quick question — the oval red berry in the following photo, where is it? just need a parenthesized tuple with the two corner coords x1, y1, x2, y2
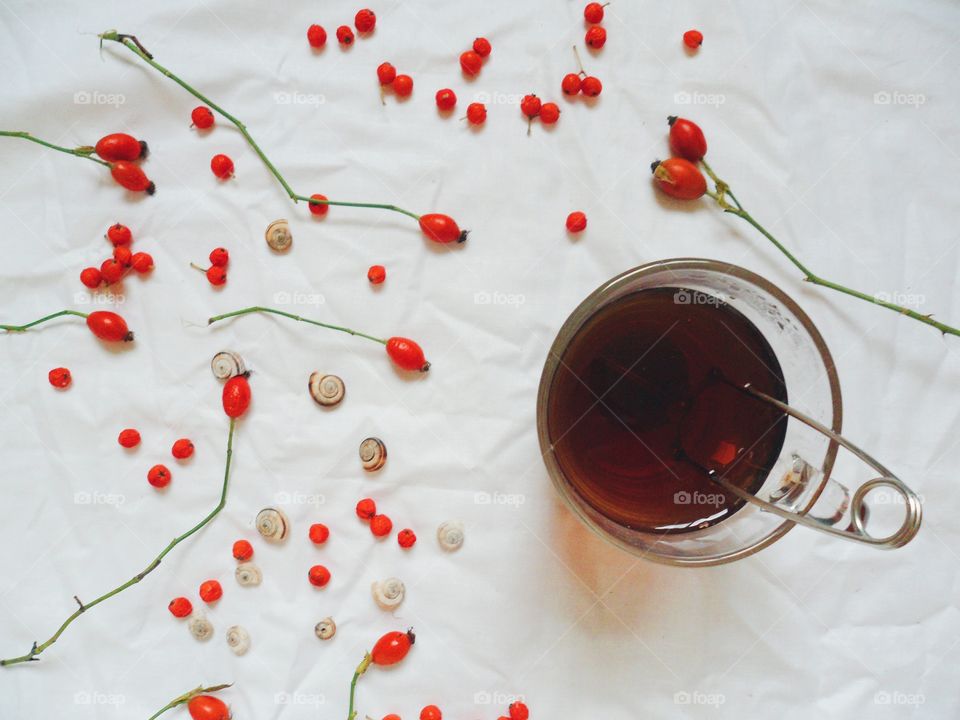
(168, 596, 193, 618)
(309, 523, 330, 545)
(118, 428, 141, 448)
(356, 497, 376, 520)
(232, 539, 254, 561)
(367, 265, 386, 284)
(355, 9, 376, 33)
(307, 24, 327, 49)
(199, 579, 222, 603)
(172, 438, 194, 459)
(308, 564, 331, 587)
(191, 106, 215, 129)
(210, 154, 234, 180)
(566, 211, 587, 233)
(683, 29, 703, 49)
(48, 367, 71, 389)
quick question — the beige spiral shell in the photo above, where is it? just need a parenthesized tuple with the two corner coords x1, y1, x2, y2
(371, 577, 405, 610)
(309, 373, 345, 407)
(359, 437, 387, 472)
(437, 521, 465, 552)
(226, 625, 251, 655)
(265, 219, 292, 252)
(188, 615, 214, 642)
(235, 562, 262, 587)
(314, 617, 336, 640)
(211, 350, 245, 380)
(256, 507, 289, 543)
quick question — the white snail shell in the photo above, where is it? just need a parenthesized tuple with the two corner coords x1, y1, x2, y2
(211, 350, 246, 380)
(309, 373, 345, 407)
(225, 625, 251, 655)
(371, 577, 405, 610)
(265, 219, 292, 252)
(235, 562, 263, 587)
(359, 437, 387, 472)
(256, 507, 289, 543)
(188, 615, 214, 642)
(437, 521, 465, 552)
(314, 617, 336, 640)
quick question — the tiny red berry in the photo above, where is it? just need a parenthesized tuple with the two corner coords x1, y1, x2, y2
(377, 62, 397, 85)
(191, 106, 215, 129)
(309, 523, 330, 545)
(206, 266, 227, 286)
(562, 73, 582, 95)
(508, 701, 529, 720)
(80, 267, 102, 289)
(210, 154, 234, 180)
(106, 223, 133, 246)
(420, 705, 442, 720)
(370, 514, 393, 537)
(131, 252, 154, 273)
(222, 375, 252, 418)
(460, 50, 482, 76)
(86, 310, 133, 342)
(383, 715, 401, 720)
(367, 265, 386, 284)
(309, 193, 329, 217)
(48, 367, 71, 389)
(419, 213, 466, 244)
(356, 497, 376, 520)
(209, 247, 229, 267)
(566, 211, 587, 233)
(355, 9, 376, 33)
(581, 75, 603, 97)
(386, 337, 430, 372)
(199, 579, 222, 603)
(307, 24, 327, 49)
(147, 464, 171, 489)
(435, 88, 457, 111)
(118, 428, 141, 448)
(584, 2, 606, 23)
(585, 25, 607, 49)
(95, 133, 146, 162)
(100, 259, 124, 285)
(683, 29, 703, 49)
(393, 74, 414, 97)
(308, 564, 331, 587)
(110, 161, 155, 194)
(172, 438, 195, 459)
(168, 597, 192, 618)
(466, 102, 487, 125)
(651, 157, 707, 200)
(187, 695, 229, 720)
(667, 115, 708, 162)
(520, 94, 542, 118)
(336, 25, 355, 45)
(398, 528, 417, 548)
(232, 539, 254, 561)
(472, 37, 492, 57)
(113, 245, 133, 267)
(540, 102, 561, 124)
(371, 629, 415, 666)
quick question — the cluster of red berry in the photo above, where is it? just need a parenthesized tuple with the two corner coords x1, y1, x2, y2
(191, 247, 230, 287)
(356, 497, 417, 548)
(188, 104, 237, 180)
(117, 427, 196, 490)
(520, 94, 561, 134)
(651, 116, 708, 200)
(583, 3, 608, 48)
(307, 8, 377, 50)
(382, 699, 529, 720)
(460, 37, 492, 77)
(378, 62, 415, 101)
(80, 223, 154, 290)
(93, 132, 156, 194)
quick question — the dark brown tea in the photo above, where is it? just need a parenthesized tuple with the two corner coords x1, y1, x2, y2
(546, 287, 789, 533)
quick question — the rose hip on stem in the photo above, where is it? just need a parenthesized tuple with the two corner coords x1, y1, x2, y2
(111, 161, 155, 194)
(419, 213, 467, 243)
(348, 630, 416, 719)
(191, 106, 215, 129)
(307, 24, 327, 49)
(191, 261, 227, 286)
(0, 309, 133, 343)
(651, 158, 706, 200)
(95, 133, 147, 162)
(667, 115, 707, 162)
(48, 368, 71, 389)
(187, 694, 230, 720)
(222, 375, 251, 418)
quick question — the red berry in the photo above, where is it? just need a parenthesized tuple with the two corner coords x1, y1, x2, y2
(147, 464, 171, 489)
(370, 514, 393, 537)
(95, 133, 146, 162)
(420, 706, 442, 720)
(435, 88, 457, 111)
(113, 245, 133, 267)
(80, 267, 102, 289)
(393, 74, 414, 97)
(419, 213, 466, 244)
(309, 523, 330, 544)
(210, 154, 234, 180)
(206, 266, 227, 286)
(172, 438, 194, 459)
(106, 223, 133, 246)
(667, 116, 708, 162)
(540, 102, 561, 124)
(398, 529, 417, 548)
(309, 193, 329, 217)
(222, 375, 252, 418)
(209, 247, 229, 267)
(307, 24, 327, 49)
(86, 310, 133, 342)
(580, 75, 603, 97)
(473, 37, 492, 57)
(232, 539, 254, 561)
(464, 103, 486, 125)
(48, 367, 71, 389)
(566, 211, 587, 233)
(520, 94, 542, 118)
(110, 161, 155, 194)
(308, 564, 331, 587)
(585, 25, 607, 49)
(168, 596, 193, 618)
(355, 8, 376, 33)
(386, 337, 429, 372)
(683, 29, 703, 49)
(118, 428, 141, 448)
(562, 73, 582, 95)
(460, 50, 483, 76)
(651, 158, 707, 200)
(336, 25, 355, 45)
(191, 106, 215, 129)
(508, 701, 529, 720)
(131, 252, 154, 273)
(367, 265, 386, 284)
(371, 629, 415, 666)
(356, 497, 376, 520)
(383, 715, 401, 720)
(100, 258, 124, 285)
(199, 579, 222, 603)
(584, 2, 606, 23)
(187, 695, 229, 720)
(377, 62, 397, 85)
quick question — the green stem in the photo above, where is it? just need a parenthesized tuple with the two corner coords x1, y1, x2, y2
(148, 683, 232, 720)
(208, 306, 388, 345)
(347, 653, 372, 720)
(0, 309, 89, 333)
(0, 419, 237, 667)
(0, 131, 110, 167)
(98, 31, 421, 222)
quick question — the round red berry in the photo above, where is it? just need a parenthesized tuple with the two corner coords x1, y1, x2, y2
(118, 428, 141, 448)
(435, 88, 457, 111)
(307, 24, 327, 49)
(540, 102, 560, 124)
(472, 37, 492, 57)
(356, 498, 377, 520)
(100, 258, 124, 285)
(398, 528, 417, 548)
(508, 701, 529, 720)
(566, 211, 587, 233)
(355, 9, 376, 33)
(131, 252, 154, 273)
(107, 223, 133, 246)
(206, 266, 227, 286)
(585, 25, 607, 49)
(466, 102, 487, 125)
(420, 706, 442, 720)
(383, 715, 401, 720)
(209, 247, 229, 267)
(370, 514, 393, 537)
(308, 523, 330, 545)
(584, 2, 606, 23)
(308, 564, 331, 587)
(336, 25, 355, 45)
(367, 265, 386, 284)
(520, 94, 542, 118)
(581, 75, 602, 97)
(172, 438, 194, 459)
(199, 579, 222, 603)
(80, 267, 102, 289)
(562, 73, 582, 95)
(308, 193, 329, 217)
(232, 539, 254, 561)
(48, 367, 71, 389)
(191, 106, 215, 129)
(683, 29, 703, 49)
(113, 245, 133, 267)
(168, 597, 193, 618)
(377, 62, 397, 85)
(210, 154, 234, 179)
(147, 464, 171, 489)
(460, 50, 482, 76)
(393, 74, 414, 97)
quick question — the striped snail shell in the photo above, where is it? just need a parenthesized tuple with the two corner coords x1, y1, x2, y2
(359, 437, 387, 472)
(265, 219, 292, 252)
(314, 617, 336, 640)
(235, 562, 262, 587)
(256, 507, 289, 543)
(226, 625, 251, 655)
(371, 577, 405, 610)
(211, 350, 245, 380)
(437, 521, 465, 552)
(188, 615, 214, 641)
(309, 373, 345, 407)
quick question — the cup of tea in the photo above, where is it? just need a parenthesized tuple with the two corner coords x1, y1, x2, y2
(536, 258, 921, 566)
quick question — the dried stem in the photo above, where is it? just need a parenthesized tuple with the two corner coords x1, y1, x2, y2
(0, 131, 109, 167)
(347, 653, 372, 720)
(208, 306, 388, 345)
(0, 309, 89, 333)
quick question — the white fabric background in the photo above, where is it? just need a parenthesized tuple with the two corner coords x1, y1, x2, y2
(1, 1, 959, 718)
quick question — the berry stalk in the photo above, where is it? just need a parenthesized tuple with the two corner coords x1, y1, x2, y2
(0, 131, 109, 167)
(0, 309, 89, 332)
(347, 653, 372, 720)
(208, 306, 388, 345)
(148, 683, 232, 720)
(0, 419, 238, 667)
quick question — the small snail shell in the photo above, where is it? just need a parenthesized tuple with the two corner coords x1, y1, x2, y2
(256, 507, 289, 543)
(265, 219, 292, 252)
(314, 617, 336, 640)
(235, 562, 262, 587)
(359, 437, 387, 472)
(437, 521, 465, 552)
(226, 625, 251, 655)
(371, 577, 405, 610)
(188, 615, 214, 642)
(309, 373, 345, 407)
(211, 350, 246, 380)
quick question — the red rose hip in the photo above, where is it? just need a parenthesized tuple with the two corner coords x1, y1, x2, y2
(386, 337, 430, 372)
(86, 311, 133, 342)
(210, 154, 234, 179)
(147, 464, 171, 488)
(172, 438, 194, 459)
(110, 161, 155, 194)
(307, 24, 327, 48)
(667, 115, 707, 162)
(106, 223, 133, 246)
(309, 523, 330, 544)
(566, 211, 587, 233)
(168, 597, 193, 618)
(460, 50, 482, 76)
(199, 579, 222, 603)
(95, 133, 147, 162)
(118, 428, 141, 448)
(187, 695, 229, 720)
(355, 9, 376, 33)
(80, 267, 102, 289)
(232, 539, 254, 561)
(419, 213, 466, 244)
(222, 375, 252, 418)
(371, 629, 415, 665)
(48, 367, 71, 389)
(308, 564, 331, 587)
(191, 106, 215, 129)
